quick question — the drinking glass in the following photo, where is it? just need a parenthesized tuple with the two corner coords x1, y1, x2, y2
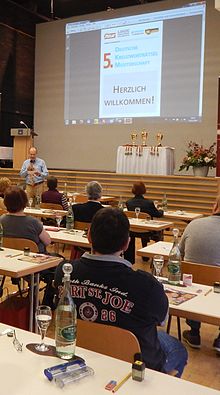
(135, 207, 141, 220)
(56, 214, 62, 228)
(153, 255, 164, 280)
(28, 198, 33, 208)
(35, 305, 52, 352)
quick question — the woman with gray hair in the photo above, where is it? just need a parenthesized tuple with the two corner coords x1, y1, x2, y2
(86, 181, 102, 200)
(73, 181, 103, 222)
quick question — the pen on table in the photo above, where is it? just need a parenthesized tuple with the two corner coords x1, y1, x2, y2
(205, 288, 212, 296)
(6, 253, 23, 258)
(112, 372, 132, 393)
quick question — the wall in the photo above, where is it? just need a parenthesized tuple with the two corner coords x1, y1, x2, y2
(34, 0, 220, 174)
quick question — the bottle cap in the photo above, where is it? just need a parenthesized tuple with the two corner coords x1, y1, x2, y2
(62, 263, 73, 280)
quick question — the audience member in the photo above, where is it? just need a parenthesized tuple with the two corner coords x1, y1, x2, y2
(125, 181, 164, 263)
(0, 177, 11, 210)
(41, 176, 68, 210)
(55, 207, 187, 377)
(72, 181, 103, 222)
(20, 147, 48, 200)
(0, 186, 51, 253)
(179, 195, 220, 352)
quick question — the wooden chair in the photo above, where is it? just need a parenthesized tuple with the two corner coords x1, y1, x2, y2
(1, 237, 39, 295)
(181, 261, 220, 285)
(167, 261, 220, 340)
(74, 221, 91, 231)
(3, 237, 38, 252)
(125, 211, 151, 220)
(77, 319, 141, 363)
(74, 194, 87, 203)
(0, 208, 7, 216)
(40, 203, 63, 211)
(70, 221, 91, 260)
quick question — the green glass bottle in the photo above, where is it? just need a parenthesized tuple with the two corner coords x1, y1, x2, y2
(55, 263, 77, 360)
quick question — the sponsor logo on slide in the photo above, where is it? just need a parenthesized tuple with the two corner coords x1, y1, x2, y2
(117, 29, 130, 38)
(104, 32, 116, 39)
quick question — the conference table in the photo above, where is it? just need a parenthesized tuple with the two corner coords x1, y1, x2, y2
(162, 211, 203, 223)
(0, 248, 62, 331)
(167, 283, 220, 327)
(46, 228, 91, 249)
(116, 145, 175, 175)
(46, 220, 173, 250)
(137, 241, 173, 260)
(128, 218, 173, 232)
(24, 207, 68, 219)
(0, 323, 218, 395)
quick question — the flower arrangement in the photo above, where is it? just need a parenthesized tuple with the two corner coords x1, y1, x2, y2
(179, 141, 217, 171)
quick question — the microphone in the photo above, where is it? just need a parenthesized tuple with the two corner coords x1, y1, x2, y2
(20, 120, 29, 129)
(19, 120, 38, 137)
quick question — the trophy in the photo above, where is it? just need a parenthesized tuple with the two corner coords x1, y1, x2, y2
(131, 131, 138, 146)
(156, 133, 163, 147)
(141, 130, 148, 146)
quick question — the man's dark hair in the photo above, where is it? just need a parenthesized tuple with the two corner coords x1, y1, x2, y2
(90, 207, 130, 254)
(132, 181, 146, 196)
(4, 186, 28, 213)
(47, 176, 57, 190)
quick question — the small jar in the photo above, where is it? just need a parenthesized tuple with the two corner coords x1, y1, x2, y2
(24, 247, 30, 256)
(132, 360, 145, 382)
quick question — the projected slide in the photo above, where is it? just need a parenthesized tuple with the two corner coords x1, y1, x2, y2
(64, 2, 206, 125)
(99, 21, 163, 118)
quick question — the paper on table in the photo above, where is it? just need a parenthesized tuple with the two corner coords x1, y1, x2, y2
(164, 287, 197, 305)
(44, 226, 60, 232)
(18, 255, 58, 264)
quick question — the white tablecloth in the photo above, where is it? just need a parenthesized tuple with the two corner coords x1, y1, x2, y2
(0, 146, 13, 160)
(116, 146, 175, 175)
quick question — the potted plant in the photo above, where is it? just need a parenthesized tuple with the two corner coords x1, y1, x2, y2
(179, 141, 216, 176)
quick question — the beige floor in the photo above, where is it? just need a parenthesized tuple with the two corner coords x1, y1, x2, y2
(6, 239, 220, 391)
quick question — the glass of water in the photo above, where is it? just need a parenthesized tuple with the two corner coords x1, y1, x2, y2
(153, 255, 164, 280)
(56, 213, 62, 228)
(35, 305, 52, 352)
(28, 198, 33, 208)
(135, 207, 141, 220)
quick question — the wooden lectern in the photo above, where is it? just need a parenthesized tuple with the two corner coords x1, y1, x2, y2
(10, 128, 33, 168)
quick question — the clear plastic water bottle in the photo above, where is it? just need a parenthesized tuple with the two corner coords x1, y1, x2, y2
(55, 263, 77, 360)
(161, 193, 168, 211)
(168, 228, 181, 285)
(66, 203, 74, 230)
(0, 223, 3, 250)
(35, 195, 41, 209)
(118, 196, 124, 211)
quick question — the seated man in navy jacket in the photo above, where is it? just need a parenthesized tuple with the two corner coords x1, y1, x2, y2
(72, 181, 103, 223)
(54, 207, 187, 377)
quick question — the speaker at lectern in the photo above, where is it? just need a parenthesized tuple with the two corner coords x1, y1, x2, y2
(10, 128, 33, 169)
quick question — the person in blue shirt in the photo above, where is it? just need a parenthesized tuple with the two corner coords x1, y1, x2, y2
(20, 146, 48, 200)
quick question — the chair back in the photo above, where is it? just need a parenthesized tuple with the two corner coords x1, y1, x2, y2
(40, 203, 64, 211)
(182, 261, 220, 286)
(0, 208, 7, 216)
(125, 211, 151, 220)
(3, 237, 39, 252)
(77, 319, 141, 363)
(74, 194, 87, 203)
(74, 221, 91, 231)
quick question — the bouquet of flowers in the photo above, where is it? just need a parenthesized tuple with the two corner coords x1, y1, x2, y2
(179, 141, 217, 171)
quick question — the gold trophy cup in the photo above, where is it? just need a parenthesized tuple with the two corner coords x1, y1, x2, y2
(156, 133, 163, 147)
(131, 132, 138, 146)
(141, 130, 148, 146)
